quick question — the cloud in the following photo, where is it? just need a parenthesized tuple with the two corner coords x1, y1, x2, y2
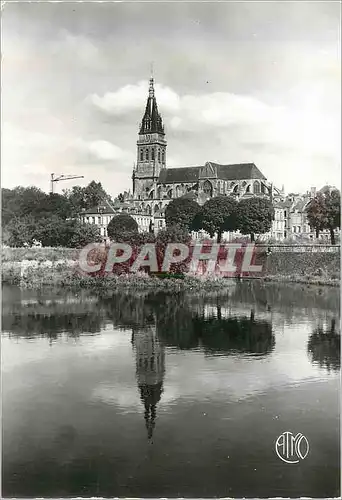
(74, 138, 130, 162)
(90, 81, 340, 167)
(90, 80, 181, 116)
(90, 81, 273, 126)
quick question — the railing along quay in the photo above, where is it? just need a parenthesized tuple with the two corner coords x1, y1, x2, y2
(254, 245, 340, 253)
(189, 243, 340, 253)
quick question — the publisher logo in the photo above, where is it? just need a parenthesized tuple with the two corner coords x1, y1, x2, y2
(275, 432, 309, 464)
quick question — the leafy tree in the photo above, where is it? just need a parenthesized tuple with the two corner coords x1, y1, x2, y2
(2, 188, 22, 226)
(323, 190, 340, 245)
(236, 197, 274, 242)
(34, 216, 68, 247)
(4, 215, 101, 248)
(107, 214, 138, 239)
(305, 193, 327, 239)
(63, 185, 87, 214)
(2, 186, 47, 224)
(2, 182, 110, 247)
(165, 198, 201, 231)
(63, 181, 114, 215)
(16, 186, 47, 218)
(35, 193, 72, 220)
(196, 196, 238, 243)
(306, 190, 340, 244)
(83, 181, 110, 209)
(4, 216, 38, 247)
(67, 220, 102, 248)
(2, 187, 72, 224)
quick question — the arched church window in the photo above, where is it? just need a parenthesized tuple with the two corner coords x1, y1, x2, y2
(158, 150, 161, 162)
(140, 149, 143, 161)
(233, 184, 239, 193)
(253, 181, 260, 194)
(162, 151, 165, 163)
(152, 148, 155, 161)
(167, 189, 173, 199)
(203, 180, 213, 197)
(246, 185, 251, 193)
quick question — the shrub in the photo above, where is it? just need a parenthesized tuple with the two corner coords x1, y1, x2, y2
(107, 214, 138, 239)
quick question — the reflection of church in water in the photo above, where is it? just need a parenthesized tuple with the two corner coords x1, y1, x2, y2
(132, 326, 165, 443)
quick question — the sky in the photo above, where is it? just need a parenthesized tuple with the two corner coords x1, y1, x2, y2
(2, 1, 341, 198)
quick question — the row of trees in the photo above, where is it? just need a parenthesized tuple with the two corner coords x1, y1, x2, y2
(106, 196, 275, 244)
(164, 195, 274, 242)
(108, 190, 340, 245)
(2, 181, 113, 247)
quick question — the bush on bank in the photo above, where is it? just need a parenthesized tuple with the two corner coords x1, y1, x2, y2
(1, 260, 238, 291)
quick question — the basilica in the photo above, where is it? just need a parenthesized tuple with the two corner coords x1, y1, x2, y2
(131, 76, 274, 216)
(81, 76, 281, 236)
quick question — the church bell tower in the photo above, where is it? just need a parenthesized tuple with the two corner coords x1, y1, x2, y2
(133, 76, 167, 200)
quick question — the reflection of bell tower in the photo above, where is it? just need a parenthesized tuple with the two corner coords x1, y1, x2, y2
(132, 326, 165, 443)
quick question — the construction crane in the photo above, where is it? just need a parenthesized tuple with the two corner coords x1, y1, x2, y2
(50, 173, 84, 194)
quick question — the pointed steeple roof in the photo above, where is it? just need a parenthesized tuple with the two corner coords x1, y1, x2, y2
(139, 77, 165, 135)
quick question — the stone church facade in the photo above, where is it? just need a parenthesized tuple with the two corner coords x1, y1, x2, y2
(130, 77, 273, 220)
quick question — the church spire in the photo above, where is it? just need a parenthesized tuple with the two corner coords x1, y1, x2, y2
(139, 75, 165, 135)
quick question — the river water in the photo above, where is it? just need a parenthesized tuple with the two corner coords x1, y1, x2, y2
(2, 282, 340, 498)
